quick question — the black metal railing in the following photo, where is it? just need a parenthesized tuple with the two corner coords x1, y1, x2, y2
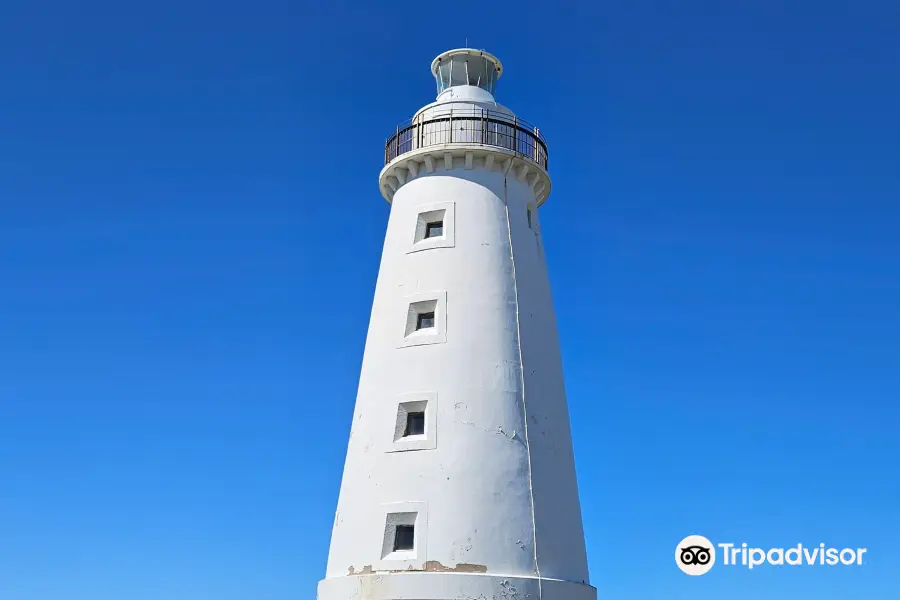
(384, 109, 548, 170)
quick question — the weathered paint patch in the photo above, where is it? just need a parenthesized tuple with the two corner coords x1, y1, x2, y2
(495, 580, 522, 600)
(424, 560, 488, 573)
(347, 565, 377, 575)
(352, 561, 489, 575)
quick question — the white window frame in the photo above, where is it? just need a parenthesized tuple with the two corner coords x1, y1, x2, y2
(383, 391, 438, 453)
(377, 501, 428, 569)
(408, 201, 455, 253)
(398, 291, 447, 348)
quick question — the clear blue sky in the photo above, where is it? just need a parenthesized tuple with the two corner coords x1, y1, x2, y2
(0, 1, 897, 599)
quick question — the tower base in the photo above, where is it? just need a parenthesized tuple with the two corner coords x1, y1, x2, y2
(317, 572, 597, 600)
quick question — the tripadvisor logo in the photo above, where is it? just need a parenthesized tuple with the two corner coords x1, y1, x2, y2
(676, 535, 716, 575)
(675, 535, 867, 575)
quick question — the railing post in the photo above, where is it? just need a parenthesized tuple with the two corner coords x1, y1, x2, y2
(513, 117, 518, 155)
(448, 107, 453, 144)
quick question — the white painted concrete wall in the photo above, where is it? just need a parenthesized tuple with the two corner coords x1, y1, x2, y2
(318, 50, 594, 600)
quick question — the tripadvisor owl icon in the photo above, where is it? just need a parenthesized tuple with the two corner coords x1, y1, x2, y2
(676, 535, 716, 575)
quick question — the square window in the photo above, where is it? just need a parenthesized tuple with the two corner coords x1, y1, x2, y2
(401, 293, 446, 347)
(409, 203, 454, 253)
(378, 503, 425, 566)
(425, 220, 444, 238)
(404, 411, 425, 436)
(416, 311, 435, 330)
(388, 394, 435, 452)
(393, 524, 415, 551)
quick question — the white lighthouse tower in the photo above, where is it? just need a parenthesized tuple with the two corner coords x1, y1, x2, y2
(318, 49, 595, 600)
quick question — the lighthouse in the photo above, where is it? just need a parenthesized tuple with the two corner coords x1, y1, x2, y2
(318, 49, 595, 600)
